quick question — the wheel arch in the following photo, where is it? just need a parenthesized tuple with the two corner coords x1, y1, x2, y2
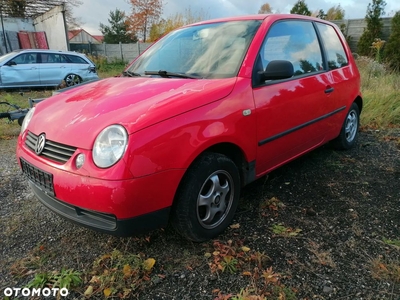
(354, 95, 363, 113)
(177, 142, 254, 195)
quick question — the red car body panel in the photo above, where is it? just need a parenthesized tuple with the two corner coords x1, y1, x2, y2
(27, 77, 238, 149)
(16, 14, 362, 236)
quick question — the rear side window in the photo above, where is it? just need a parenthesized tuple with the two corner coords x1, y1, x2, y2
(260, 20, 323, 77)
(40, 54, 68, 63)
(316, 23, 348, 70)
(67, 55, 88, 64)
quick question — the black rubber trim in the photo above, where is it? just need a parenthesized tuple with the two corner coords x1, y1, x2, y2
(244, 160, 256, 185)
(28, 181, 171, 237)
(258, 106, 346, 146)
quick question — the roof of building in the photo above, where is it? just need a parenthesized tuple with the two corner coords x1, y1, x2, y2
(68, 29, 103, 43)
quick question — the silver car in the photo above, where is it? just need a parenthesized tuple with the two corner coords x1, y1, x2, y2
(0, 49, 99, 89)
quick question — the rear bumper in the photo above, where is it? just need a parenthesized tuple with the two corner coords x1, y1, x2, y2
(29, 181, 171, 236)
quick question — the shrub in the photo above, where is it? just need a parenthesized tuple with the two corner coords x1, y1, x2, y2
(384, 11, 400, 71)
(357, 0, 386, 56)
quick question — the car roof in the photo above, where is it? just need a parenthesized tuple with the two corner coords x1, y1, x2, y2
(11, 49, 85, 56)
(187, 13, 336, 27)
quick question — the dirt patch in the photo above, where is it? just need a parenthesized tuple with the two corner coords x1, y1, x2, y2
(0, 129, 399, 299)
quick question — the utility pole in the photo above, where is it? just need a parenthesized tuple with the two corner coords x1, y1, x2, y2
(0, 1, 9, 53)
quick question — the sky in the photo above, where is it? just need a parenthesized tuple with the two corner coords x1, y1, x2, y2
(72, 0, 400, 35)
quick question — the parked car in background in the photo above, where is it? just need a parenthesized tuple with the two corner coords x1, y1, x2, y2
(0, 49, 98, 89)
(16, 14, 362, 242)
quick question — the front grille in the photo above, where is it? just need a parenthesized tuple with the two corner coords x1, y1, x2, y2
(20, 158, 54, 196)
(25, 131, 77, 163)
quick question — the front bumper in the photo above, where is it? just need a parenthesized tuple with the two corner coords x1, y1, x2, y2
(29, 181, 170, 236)
(17, 137, 186, 236)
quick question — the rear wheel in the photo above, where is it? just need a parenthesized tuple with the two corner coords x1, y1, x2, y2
(64, 74, 82, 87)
(171, 153, 240, 242)
(333, 102, 360, 150)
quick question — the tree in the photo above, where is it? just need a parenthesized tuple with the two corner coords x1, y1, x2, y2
(258, 3, 273, 14)
(290, 0, 311, 16)
(2, 0, 82, 27)
(63, 0, 84, 29)
(357, 0, 387, 56)
(126, 0, 163, 42)
(384, 11, 400, 70)
(100, 9, 137, 43)
(149, 7, 209, 42)
(4, 0, 26, 17)
(326, 5, 345, 20)
(313, 9, 326, 19)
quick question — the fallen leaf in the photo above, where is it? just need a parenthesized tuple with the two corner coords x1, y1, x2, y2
(213, 251, 220, 256)
(84, 286, 93, 297)
(241, 246, 251, 252)
(204, 252, 212, 258)
(230, 223, 240, 229)
(379, 263, 388, 271)
(89, 276, 100, 283)
(103, 288, 112, 297)
(123, 264, 131, 277)
(143, 258, 156, 271)
(242, 271, 252, 276)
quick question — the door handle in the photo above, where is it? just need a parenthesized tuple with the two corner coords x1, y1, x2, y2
(325, 87, 334, 94)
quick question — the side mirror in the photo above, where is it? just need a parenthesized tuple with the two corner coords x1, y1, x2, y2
(258, 60, 294, 81)
(5, 61, 17, 66)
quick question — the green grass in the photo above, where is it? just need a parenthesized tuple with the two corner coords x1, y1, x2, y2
(88, 54, 127, 78)
(357, 56, 400, 128)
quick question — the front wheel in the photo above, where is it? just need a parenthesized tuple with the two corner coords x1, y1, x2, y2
(332, 102, 360, 150)
(171, 153, 241, 242)
(64, 74, 82, 87)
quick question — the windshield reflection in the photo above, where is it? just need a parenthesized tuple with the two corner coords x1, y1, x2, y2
(128, 20, 262, 79)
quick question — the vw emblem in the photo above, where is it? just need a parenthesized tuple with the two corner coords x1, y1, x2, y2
(35, 134, 46, 155)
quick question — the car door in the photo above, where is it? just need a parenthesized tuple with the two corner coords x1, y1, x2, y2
(0, 53, 40, 87)
(253, 20, 339, 175)
(314, 22, 353, 139)
(39, 53, 69, 86)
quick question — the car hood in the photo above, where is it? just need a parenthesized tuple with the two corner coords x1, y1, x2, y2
(28, 77, 237, 149)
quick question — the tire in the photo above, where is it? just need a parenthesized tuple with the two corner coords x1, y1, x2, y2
(64, 74, 82, 87)
(332, 102, 360, 150)
(171, 153, 241, 242)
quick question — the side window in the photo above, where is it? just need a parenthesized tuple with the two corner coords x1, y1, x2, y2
(66, 55, 87, 64)
(56, 55, 68, 63)
(40, 53, 57, 63)
(13, 53, 37, 64)
(316, 23, 348, 70)
(260, 20, 323, 77)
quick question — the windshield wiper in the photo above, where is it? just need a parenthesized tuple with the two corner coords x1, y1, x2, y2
(122, 71, 141, 77)
(144, 70, 202, 79)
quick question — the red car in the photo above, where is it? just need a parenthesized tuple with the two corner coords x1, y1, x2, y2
(16, 14, 362, 242)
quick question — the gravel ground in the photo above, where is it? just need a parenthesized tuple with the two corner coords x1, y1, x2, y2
(0, 129, 399, 300)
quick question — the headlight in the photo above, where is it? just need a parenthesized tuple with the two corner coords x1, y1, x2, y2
(20, 107, 35, 134)
(93, 125, 128, 168)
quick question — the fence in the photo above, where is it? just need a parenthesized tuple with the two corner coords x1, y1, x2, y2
(70, 42, 153, 62)
(67, 18, 395, 59)
(332, 17, 392, 53)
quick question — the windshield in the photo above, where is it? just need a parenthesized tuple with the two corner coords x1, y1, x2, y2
(127, 20, 262, 79)
(0, 51, 18, 64)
